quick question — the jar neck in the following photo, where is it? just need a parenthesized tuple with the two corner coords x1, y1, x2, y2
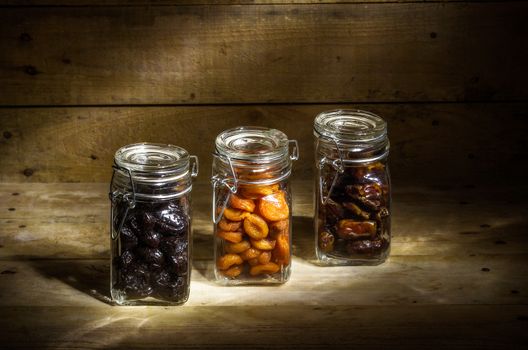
(315, 132, 389, 164)
(111, 162, 194, 201)
(213, 152, 293, 186)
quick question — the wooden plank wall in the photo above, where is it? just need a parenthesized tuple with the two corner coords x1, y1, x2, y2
(0, 1, 526, 186)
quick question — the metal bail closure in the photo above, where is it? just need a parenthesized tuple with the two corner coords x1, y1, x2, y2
(316, 135, 345, 205)
(289, 139, 300, 161)
(109, 164, 137, 240)
(211, 152, 238, 224)
(190, 155, 199, 178)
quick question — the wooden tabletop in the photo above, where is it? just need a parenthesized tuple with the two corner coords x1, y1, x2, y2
(0, 181, 527, 349)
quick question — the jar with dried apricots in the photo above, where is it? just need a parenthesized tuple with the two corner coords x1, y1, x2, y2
(212, 126, 299, 285)
(314, 110, 391, 265)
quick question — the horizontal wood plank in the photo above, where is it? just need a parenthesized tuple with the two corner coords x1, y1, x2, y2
(1, 103, 527, 185)
(1, 182, 527, 259)
(0, 3, 526, 105)
(1, 254, 526, 307)
(0, 1, 513, 6)
(0, 305, 527, 349)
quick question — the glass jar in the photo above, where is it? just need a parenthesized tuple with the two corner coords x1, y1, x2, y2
(314, 110, 391, 266)
(211, 126, 299, 285)
(109, 143, 198, 305)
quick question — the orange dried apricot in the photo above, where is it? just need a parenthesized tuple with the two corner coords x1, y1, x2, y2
(229, 194, 255, 212)
(218, 218, 241, 232)
(240, 248, 261, 260)
(243, 213, 269, 239)
(223, 207, 248, 221)
(250, 238, 276, 251)
(217, 230, 243, 243)
(239, 184, 280, 199)
(258, 251, 271, 265)
(269, 219, 289, 238)
(249, 262, 280, 276)
(217, 253, 243, 270)
(257, 191, 289, 221)
(222, 265, 243, 278)
(225, 240, 251, 254)
(272, 232, 290, 266)
(248, 258, 259, 266)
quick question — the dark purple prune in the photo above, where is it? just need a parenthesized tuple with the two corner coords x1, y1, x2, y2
(137, 230, 162, 248)
(156, 276, 186, 300)
(166, 253, 188, 275)
(120, 225, 138, 249)
(346, 239, 387, 255)
(118, 250, 136, 268)
(118, 263, 153, 298)
(136, 247, 165, 267)
(125, 214, 143, 234)
(144, 209, 188, 236)
(160, 236, 188, 256)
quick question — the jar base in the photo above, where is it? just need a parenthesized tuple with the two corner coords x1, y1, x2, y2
(214, 268, 291, 286)
(111, 289, 189, 306)
(316, 248, 390, 266)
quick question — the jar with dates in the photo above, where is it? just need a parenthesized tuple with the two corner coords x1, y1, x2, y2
(109, 143, 198, 305)
(212, 126, 299, 285)
(314, 110, 391, 265)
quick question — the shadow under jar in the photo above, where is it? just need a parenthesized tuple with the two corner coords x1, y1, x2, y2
(314, 110, 391, 266)
(212, 126, 299, 285)
(110, 143, 198, 305)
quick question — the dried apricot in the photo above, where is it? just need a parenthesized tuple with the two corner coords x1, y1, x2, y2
(248, 258, 259, 266)
(223, 207, 248, 221)
(250, 238, 276, 251)
(249, 262, 280, 276)
(240, 184, 280, 199)
(258, 251, 271, 264)
(222, 265, 243, 278)
(269, 219, 289, 238)
(258, 191, 289, 221)
(272, 232, 290, 265)
(229, 194, 255, 212)
(225, 240, 251, 254)
(240, 248, 261, 260)
(217, 230, 243, 243)
(217, 254, 243, 270)
(218, 218, 241, 232)
(243, 213, 269, 239)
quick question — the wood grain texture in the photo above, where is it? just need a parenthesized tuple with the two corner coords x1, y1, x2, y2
(1, 182, 527, 260)
(0, 305, 525, 349)
(1, 103, 527, 185)
(0, 182, 527, 348)
(0, 3, 526, 105)
(0, 1, 514, 6)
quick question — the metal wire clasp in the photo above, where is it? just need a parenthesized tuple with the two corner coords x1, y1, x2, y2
(211, 152, 238, 224)
(109, 164, 137, 240)
(316, 135, 345, 205)
(289, 139, 299, 161)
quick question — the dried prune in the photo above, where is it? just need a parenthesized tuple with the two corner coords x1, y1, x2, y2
(118, 249, 136, 268)
(138, 230, 162, 248)
(120, 225, 138, 250)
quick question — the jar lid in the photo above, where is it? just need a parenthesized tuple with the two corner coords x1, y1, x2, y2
(314, 109, 387, 143)
(114, 142, 189, 175)
(215, 126, 289, 163)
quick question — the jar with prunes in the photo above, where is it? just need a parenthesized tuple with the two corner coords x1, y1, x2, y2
(314, 110, 391, 265)
(109, 143, 198, 305)
(212, 127, 299, 285)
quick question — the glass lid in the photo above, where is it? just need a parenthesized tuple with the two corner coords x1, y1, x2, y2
(314, 109, 387, 142)
(114, 142, 189, 174)
(215, 126, 289, 162)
